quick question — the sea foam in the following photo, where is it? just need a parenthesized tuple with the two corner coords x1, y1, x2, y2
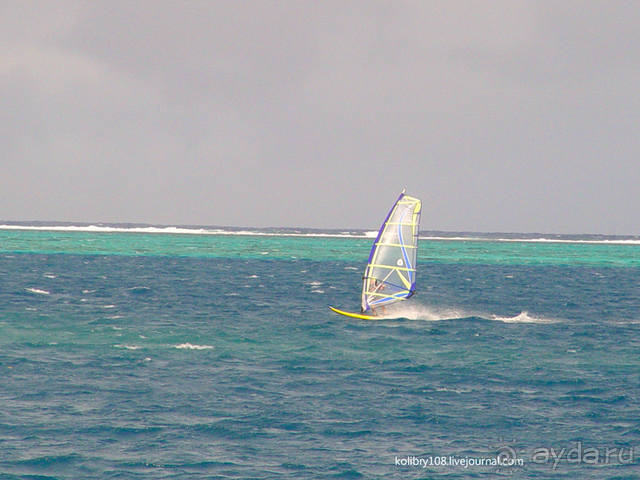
(383, 304, 558, 323)
(382, 304, 470, 321)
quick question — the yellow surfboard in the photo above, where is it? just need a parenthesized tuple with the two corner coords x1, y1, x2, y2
(329, 306, 380, 320)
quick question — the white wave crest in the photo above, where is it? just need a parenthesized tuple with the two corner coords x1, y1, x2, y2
(490, 311, 558, 323)
(175, 343, 214, 350)
(26, 287, 50, 295)
(418, 235, 640, 245)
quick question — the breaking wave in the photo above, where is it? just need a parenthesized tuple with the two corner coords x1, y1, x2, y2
(2, 223, 638, 244)
(489, 311, 558, 324)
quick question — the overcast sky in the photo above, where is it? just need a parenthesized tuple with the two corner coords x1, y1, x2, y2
(2, 1, 639, 234)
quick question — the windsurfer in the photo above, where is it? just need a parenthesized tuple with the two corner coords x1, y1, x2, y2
(367, 279, 386, 315)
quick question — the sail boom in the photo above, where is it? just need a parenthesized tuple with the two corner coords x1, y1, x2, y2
(367, 291, 412, 300)
(367, 264, 416, 272)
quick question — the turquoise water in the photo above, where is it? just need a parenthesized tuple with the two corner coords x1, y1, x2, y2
(1, 228, 639, 478)
(1, 229, 638, 265)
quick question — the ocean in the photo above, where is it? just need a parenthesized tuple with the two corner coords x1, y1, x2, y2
(1, 224, 639, 479)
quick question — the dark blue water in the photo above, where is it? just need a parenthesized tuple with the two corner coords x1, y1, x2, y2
(1, 234, 639, 478)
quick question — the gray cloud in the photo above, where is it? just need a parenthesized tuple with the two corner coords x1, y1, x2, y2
(1, 1, 638, 233)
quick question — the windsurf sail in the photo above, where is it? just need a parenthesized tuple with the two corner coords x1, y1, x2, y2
(361, 189, 421, 314)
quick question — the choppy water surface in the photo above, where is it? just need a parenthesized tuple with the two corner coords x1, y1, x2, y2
(1, 227, 639, 478)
